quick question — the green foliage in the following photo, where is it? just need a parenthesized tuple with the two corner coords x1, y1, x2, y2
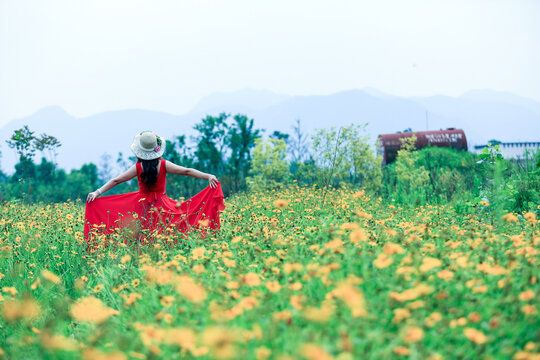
(310, 123, 382, 191)
(246, 137, 289, 191)
(393, 135, 430, 204)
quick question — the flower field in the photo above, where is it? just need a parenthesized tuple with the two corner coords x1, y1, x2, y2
(0, 185, 538, 359)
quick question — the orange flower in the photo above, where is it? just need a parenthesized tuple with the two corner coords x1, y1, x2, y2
(240, 273, 261, 287)
(437, 269, 454, 281)
(393, 346, 410, 355)
(463, 328, 488, 344)
(300, 343, 333, 360)
(521, 305, 537, 315)
(502, 213, 518, 222)
(373, 254, 393, 269)
(175, 275, 207, 303)
(160, 296, 175, 307)
(403, 326, 424, 343)
(349, 228, 368, 243)
(419, 257, 442, 273)
(302, 302, 335, 322)
(290, 295, 305, 310)
(519, 290, 534, 301)
(41, 332, 79, 351)
(191, 246, 206, 260)
(2, 298, 41, 321)
(383, 242, 405, 255)
(273, 310, 292, 322)
(41, 269, 61, 285)
(392, 308, 411, 323)
(274, 199, 288, 208)
(265, 281, 281, 293)
(524, 212, 537, 223)
(330, 282, 368, 317)
(70, 296, 119, 324)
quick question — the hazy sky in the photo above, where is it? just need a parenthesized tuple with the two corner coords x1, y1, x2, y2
(1, 0, 539, 128)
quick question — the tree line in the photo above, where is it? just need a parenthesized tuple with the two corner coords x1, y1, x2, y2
(1, 114, 539, 215)
(0, 114, 381, 203)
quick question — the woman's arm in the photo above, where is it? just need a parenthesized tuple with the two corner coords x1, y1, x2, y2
(165, 160, 219, 188)
(86, 164, 137, 202)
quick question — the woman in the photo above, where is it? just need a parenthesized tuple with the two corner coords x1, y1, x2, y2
(84, 131, 225, 251)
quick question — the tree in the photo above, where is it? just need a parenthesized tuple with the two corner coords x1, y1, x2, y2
(192, 113, 229, 175)
(226, 114, 263, 192)
(6, 125, 37, 161)
(310, 123, 381, 191)
(6, 126, 62, 200)
(270, 130, 289, 142)
(246, 138, 289, 191)
(34, 133, 61, 164)
(288, 119, 309, 163)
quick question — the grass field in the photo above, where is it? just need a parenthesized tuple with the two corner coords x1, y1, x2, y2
(0, 185, 538, 359)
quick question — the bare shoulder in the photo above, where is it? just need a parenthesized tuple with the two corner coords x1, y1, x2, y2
(165, 160, 189, 175)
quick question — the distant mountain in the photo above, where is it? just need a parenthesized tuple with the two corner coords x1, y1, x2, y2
(1, 88, 539, 175)
(191, 88, 291, 113)
(460, 89, 540, 115)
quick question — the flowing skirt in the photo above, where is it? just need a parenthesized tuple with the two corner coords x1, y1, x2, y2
(84, 183, 225, 252)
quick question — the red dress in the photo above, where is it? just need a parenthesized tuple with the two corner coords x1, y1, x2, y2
(84, 159, 225, 251)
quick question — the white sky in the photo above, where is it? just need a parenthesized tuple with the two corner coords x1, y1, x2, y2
(1, 0, 539, 127)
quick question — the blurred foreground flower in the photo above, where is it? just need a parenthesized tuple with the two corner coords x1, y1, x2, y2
(2, 298, 41, 321)
(70, 296, 119, 324)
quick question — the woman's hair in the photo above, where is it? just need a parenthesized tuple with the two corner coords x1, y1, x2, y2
(137, 158, 160, 191)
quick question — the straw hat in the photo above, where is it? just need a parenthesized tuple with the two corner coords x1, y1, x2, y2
(130, 131, 165, 160)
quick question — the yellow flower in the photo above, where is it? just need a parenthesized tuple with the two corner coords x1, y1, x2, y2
(349, 228, 368, 243)
(255, 346, 271, 360)
(302, 302, 335, 322)
(300, 343, 333, 360)
(274, 199, 288, 208)
(41, 332, 79, 351)
(403, 326, 424, 343)
(373, 254, 393, 269)
(41, 269, 61, 285)
(120, 255, 131, 264)
(121, 292, 142, 306)
(522, 305, 537, 315)
(437, 269, 454, 281)
(70, 296, 119, 324)
(393, 346, 410, 356)
(191, 246, 206, 260)
(463, 328, 488, 344)
(2, 298, 41, 321)
(330, 282, 368, 317)
(266, 281, 281, 293)
(419, 257, 442, 273)
(160, 296, 175, 307)
(273, 310, 292, 322)
(175, 275, 207, 303)
(240, 272, 261, 286)
(519, 290, 535, 301)
(93, 284, 104, 293)
(201, 326, 241, 359)
(502, 213, 518, 223)
(383, 242, 405, 255)
(2, 287, 17, 297)
(524, 212, 537, 223)
(392, 308, 411, 323)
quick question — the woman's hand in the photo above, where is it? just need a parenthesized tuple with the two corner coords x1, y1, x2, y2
(86, 191, 100, 203)
(207, 174, 219, 188)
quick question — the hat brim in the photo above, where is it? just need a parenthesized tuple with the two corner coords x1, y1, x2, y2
(131, 134, 166, 160)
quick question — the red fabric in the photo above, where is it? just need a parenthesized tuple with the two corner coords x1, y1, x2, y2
(84, 159, 225, 251)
